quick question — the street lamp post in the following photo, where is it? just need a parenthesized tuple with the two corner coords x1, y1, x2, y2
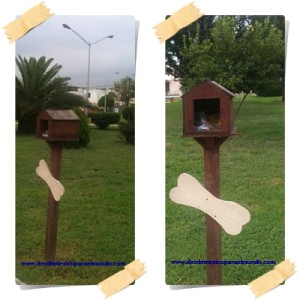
(62, 23, 113, 114)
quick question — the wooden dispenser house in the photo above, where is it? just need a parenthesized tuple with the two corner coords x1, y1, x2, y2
(36, 109, 80, 142)
(182, 79, 236, 137)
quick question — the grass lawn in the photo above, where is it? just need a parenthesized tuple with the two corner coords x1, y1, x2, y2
(166, 96, 284, 285)
(16, 127, 134, 285)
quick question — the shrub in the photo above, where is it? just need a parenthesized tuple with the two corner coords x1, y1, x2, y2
(108, 112, 121, 124)
(89, 112, 120, 129)
(98, 91, 117, 111)
(119, 105, 135, 144)
(119, 120, 135, 144)
(255, 78, 283, 97)
(121, 106, 135, 121)
(17, 112, 37, 134)
(65, 108, 91, 149)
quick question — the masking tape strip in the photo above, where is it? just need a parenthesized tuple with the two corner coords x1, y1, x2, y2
(248, 259, 296, 298)
(153, 2, 204, 43)
(98, 259, 145, 298)
(3, 2, 54, 43)
(36, 159, 65, 201)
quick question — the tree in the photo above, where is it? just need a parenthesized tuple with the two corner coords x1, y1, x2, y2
(180, 16, 240, 92)
(178, 16, 284, 97)
(180, 31, 215, 92)
(114, 76, 135, 107)
(16, 55, 90, 133)
(166, 15, 216, 80)
(98, 91, 117, 111)
(240, 18, 284, 96)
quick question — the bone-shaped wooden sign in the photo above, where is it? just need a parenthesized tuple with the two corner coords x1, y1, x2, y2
(36, 159, 65, 201)
(169, 173, 251, 235)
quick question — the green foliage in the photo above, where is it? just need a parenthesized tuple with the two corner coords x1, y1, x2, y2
(210, 16, 243, 91)
(17, 111, 38, 135)
(166, 15, 216, 79)
(114, 76, 135, 107)
(119, 105, 135, 144)
(15, 56, 90, 134)
(167, 16, 285, 97)
(121, 105, 135, 121)
(255, 78, 283, 97)
(240, 19, 285, 95)
(119, 120, 135, 144)
(180, 35, 216, 92)
(64, 108, 91, 149)
(89, 112, 120, 129)
(98, 91, 117, 111)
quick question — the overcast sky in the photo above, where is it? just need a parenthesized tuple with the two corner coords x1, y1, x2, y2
(16, 15, 136, 88)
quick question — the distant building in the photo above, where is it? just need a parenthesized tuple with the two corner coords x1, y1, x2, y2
(76, 87, 113, 105)
(165, 75, 182, 97)
(69, 87, 133, 112)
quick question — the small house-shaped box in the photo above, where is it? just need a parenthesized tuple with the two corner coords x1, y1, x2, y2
(36, 109, 80, 141)
(182, 79, 236, 137)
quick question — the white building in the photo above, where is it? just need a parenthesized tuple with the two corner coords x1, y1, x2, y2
(165, 75, 182, 97)
(76, 87, 113, 105)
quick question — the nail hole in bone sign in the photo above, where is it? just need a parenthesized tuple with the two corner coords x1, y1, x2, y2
(36, 159, 65, 201)
(169, 173, 251, 235)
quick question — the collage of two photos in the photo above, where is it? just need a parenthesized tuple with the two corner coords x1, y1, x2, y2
(15, 13, 285, 287)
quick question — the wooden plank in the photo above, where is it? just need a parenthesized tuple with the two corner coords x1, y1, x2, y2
(45, 109, 79, 120)
(169, 173, 250, 235)
(44, 142, 64, 261)
(36, 159, 64, 201)
(203, 137, 222, 284)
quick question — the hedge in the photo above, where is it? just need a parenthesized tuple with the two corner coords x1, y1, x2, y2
(89, 112, 120, 129)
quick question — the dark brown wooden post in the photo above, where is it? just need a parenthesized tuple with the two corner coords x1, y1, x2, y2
(44, 141, 64, 261)
(180, 80, 236, 285)
(36, 109, 80, 261)
(195, 137, 227, 285)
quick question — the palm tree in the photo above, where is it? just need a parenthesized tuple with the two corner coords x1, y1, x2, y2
(16, 55, 90, 133)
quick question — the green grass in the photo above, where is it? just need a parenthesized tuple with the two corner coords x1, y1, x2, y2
(166, 96, 284, 285)
(16, 127, 134, 285)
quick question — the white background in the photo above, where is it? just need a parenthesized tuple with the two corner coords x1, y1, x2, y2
(1, 0, 300, 299)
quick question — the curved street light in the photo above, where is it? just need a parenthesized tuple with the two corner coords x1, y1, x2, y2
(62, 23, 114, 113)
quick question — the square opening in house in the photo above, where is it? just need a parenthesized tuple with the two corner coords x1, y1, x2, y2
(40, 120, 49, 138)
(193, 98, 220, 131)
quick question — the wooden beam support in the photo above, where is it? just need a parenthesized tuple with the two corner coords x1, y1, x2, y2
(194, 137, 228, 285)
(44, 141, 64, 261)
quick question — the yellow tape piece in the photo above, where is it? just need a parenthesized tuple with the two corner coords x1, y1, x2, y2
(98, 259, 145, 298)
(3, 2, 54, 43)
(153, 2, 204, 43)
(248, 259, 296, 298)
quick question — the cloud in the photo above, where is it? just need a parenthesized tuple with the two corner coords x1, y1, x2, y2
(16, 15, 136, 87)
